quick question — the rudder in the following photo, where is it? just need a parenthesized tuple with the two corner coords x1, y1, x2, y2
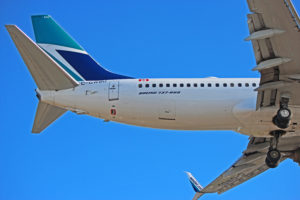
(31, 15, 132, 81)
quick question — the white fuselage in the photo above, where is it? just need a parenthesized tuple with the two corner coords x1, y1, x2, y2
(39, 78, 300, 137)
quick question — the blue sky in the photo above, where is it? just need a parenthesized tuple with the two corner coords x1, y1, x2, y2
(1, 0, 300, 200)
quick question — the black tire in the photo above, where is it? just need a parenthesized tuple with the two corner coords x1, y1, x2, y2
(273, 115, 289, 129)
(267, 149, 281, 162)
(265, 157, 279, 168)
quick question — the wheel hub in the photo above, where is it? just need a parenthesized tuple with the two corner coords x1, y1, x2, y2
(269, 150, 280, 159)
(279, 109, 290, 118)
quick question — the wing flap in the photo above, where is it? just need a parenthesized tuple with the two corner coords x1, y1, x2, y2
(247, 0, 300, 66)
(6, 25, 78, 90)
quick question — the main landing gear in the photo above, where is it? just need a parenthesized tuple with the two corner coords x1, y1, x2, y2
(266, 97, 291, 168)
(265, 130, 285, 168)
(272, 97, 291, 129)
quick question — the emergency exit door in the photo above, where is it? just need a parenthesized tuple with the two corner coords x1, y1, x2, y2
(108, 81, 119, 101)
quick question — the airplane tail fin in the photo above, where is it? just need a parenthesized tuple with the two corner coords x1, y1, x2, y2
(185, 172, 205, 200)
(31, 15, 132, 81)
(6, 15, 133, 133)
(32, 101, 67, 133)
(6, 25, 75, 133)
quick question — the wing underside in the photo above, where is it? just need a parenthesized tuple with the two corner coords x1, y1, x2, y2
(246, 0, 300, 109)
(190, 136, 300, 199)
(201, 137, 273, 194)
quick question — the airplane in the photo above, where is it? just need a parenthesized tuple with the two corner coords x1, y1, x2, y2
(5, 0, 300, 199)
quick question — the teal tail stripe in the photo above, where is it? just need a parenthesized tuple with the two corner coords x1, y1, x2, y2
(32, 15, 84, 50)
(42, 49, 84, 81)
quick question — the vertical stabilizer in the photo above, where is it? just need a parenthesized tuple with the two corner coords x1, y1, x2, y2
(31, 15, 132, 81)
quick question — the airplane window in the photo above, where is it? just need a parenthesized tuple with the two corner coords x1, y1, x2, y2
(187, 83, 191, 87)
(223, 83, 227, 87)
(180, 83, 184, 87)
(145, 84, 149, 88)
(166, 83, 170, 87)
(238, 83, 242, 87)
(245, 83, 249, 87)
(216, 83, 220, 87)
(230, 83, 234, 87)
(173, 83, 177, 87)
(138, 84, 142, 88)
(208, 83, 212, 87)
(200, 83, 204, 87)
(152, 84, 156, 88)
(159, 83, 163, 87)
(194, 83, 198, 87)
(252, 83, 257, 87)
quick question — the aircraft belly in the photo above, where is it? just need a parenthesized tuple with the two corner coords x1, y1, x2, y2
(175, 99, 240, 130)
(237, 106, 300, 137)
(112, 93, 241, 130)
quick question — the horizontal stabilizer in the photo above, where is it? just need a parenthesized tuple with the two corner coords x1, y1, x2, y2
(32, 102, 67, 133)
(5, 25, 78, 90)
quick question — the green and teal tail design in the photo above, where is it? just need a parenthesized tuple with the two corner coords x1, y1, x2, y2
(31, 15, 132, 81)
(32, 15, 84, 51)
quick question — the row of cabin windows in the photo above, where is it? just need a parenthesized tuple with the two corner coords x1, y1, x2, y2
(138, 82, 257, 88)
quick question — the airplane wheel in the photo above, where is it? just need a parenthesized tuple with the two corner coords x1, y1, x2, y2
(273, 108, 291, 129)
(277, 108, 291, 121)
(273, 116, 288, 129)
(266, 149, 280, 168)
(265, 157, 279, 168)
(267, 149, 281, 161)
(265, 149, 281, 168)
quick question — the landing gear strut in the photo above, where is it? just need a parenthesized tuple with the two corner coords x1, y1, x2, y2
(266, 97, 291, 168)
(265, 130, 285, 168)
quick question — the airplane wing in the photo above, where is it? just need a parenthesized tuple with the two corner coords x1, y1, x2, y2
(185, 1, 300, 199)
(199, 137, 282, 195)
(245, 0, 300, 109)
(186, 136, 300, 199)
